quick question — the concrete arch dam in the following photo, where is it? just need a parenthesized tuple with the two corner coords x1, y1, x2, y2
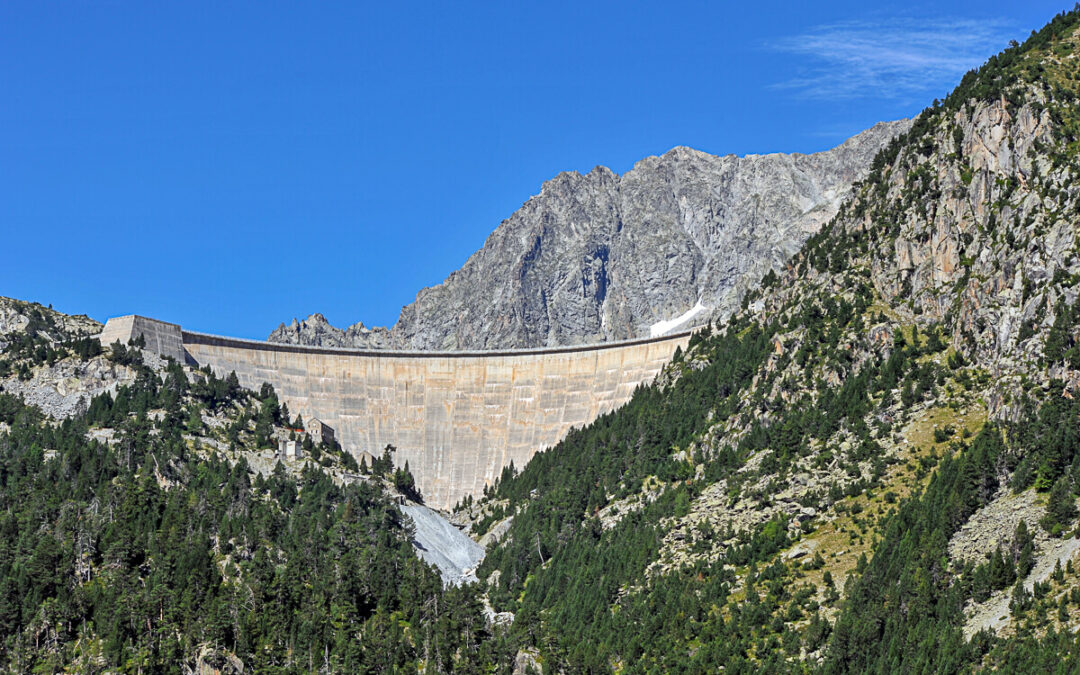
(99, 315, 691, 509)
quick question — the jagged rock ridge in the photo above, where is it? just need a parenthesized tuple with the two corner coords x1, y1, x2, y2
(268, 313, 394, 350)
(270, 121, 910, 350)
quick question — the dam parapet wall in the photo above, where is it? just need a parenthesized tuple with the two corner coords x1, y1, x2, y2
(99, 315, 691, 509)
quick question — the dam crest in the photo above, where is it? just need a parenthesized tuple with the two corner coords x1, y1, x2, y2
(98, 315, 691, 509)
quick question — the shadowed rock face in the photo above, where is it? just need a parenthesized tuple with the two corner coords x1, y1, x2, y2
(270, 120, 910, 350)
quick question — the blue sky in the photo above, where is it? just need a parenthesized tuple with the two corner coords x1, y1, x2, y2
(0, 1, 1071, 338)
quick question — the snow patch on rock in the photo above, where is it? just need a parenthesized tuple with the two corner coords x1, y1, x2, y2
(650, 301, 708, 337)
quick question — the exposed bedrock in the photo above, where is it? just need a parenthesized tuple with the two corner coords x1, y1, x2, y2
(271, 119, 910, 350)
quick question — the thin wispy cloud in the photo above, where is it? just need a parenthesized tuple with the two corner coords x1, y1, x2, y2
(771, 18, 1016, 100)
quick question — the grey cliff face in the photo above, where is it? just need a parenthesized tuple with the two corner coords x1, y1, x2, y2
(270, 120, 910, 350)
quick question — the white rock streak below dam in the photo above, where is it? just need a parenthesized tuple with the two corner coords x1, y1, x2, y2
(101, 315, 691, 509)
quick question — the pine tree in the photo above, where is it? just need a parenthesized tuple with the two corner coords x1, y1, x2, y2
(1043, 475, 1077, 535)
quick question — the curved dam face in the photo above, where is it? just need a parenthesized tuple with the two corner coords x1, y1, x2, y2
(99, 315, 690, 509)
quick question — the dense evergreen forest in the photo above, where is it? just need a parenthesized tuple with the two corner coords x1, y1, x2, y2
(0, 324, 509, 672)
(4, 6, 1080, 673)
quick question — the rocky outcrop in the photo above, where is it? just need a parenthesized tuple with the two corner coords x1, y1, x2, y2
(271, 121, 909, 350)
(824, 89, 1080, 400)
(963, 534, 1080, 639)
(268, 312, 394, 349)
(1, 356, 139, 419)
(0, 298, 126, 419)
(948, 488, 1044, 565)
(0, 296, 100, 344)
(187, 645, 245, 675)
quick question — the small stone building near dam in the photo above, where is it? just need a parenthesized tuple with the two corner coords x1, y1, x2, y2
(306, 417, 335, 446)
(98, 314, 691, 509)
(278, 439, 303, 460)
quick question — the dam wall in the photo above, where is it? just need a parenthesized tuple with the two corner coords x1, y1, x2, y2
(100, 316, 690, 509)
(98, 315, 186, 362)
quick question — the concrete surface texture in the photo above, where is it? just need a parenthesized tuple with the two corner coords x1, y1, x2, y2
(99, 315, 689, 509)
(97, 315, 186, 363)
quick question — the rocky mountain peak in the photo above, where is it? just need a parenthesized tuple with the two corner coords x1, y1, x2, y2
(269, 312, 395, 349)
(271, 120, 910, 351)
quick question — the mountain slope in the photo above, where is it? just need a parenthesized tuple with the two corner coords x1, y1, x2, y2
(0, 305, 506, 672)
(7, 7, 1080, 673)
(270, 121, 908, 350)
(462, 9, 1080, 672)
